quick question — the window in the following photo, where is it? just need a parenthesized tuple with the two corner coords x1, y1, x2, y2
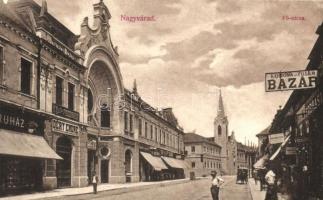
(124, 111, 128, 131)
(101, 104, 110, 128)
(129, 114, 133, 132)
(191, 146, 195, 152)
(20, 58, 32, 94)
(159, 129, 162, 144)
(150, 125, 153, 139)
(68, 83, 75, 110)
(145, 122, 148, 138)
(0, 46, 3, 84)
(155, 127, 158, 141)
(192, 162, 195, 168)
(56, 76, 63, 106)
(138, 118, 142, 136)
(88, 89, 93, 112)
(163, 131, 165, 144)
(218, 125, 222, 136)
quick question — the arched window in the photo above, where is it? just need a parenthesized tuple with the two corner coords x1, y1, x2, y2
(101, 104, 110, 128)
(88, 89, 93, 113)
(218, 125, 222, 136)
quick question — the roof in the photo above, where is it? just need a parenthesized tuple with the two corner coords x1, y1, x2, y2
(256, 125, 271, 137)
(184, 133, 221, 147)
(5, 0, 77, 49)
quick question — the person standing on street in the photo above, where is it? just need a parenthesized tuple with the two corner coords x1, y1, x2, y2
(210, 171, 224, 200)
(92, 171, 98, 194)
(265, 168, 278, 200)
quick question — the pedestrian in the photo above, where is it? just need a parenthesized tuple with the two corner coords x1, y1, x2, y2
(210, 171, 224, 200)
(265, 168, 278, 200)
(92, 171, 98, 194)
(253, 169, 258, 185)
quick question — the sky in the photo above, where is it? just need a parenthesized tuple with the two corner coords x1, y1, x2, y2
(31, 0, 323, 144)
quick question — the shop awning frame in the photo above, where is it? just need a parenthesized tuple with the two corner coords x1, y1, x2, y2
(269, 135, 291, 161)
(253, 154, 269, 169)
(140, 152, 168, 171)
(0, 129, 62, 160)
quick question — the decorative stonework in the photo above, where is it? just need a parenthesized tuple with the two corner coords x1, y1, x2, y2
(74, 0, 118, 63)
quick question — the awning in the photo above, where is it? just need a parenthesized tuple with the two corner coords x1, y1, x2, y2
(0, 129, 62, 160)
(140, 152, 168, 171)
(270, 135, 291, 161)
(161, 156, 188, 169)
(253, 154, 269, 169)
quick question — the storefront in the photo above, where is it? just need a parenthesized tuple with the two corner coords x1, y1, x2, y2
(0, 103, 61, 195)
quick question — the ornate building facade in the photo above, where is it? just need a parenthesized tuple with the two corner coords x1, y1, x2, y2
(0, 0, 186, 195)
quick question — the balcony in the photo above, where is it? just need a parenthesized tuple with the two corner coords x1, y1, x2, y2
(52, 103, 79, 121)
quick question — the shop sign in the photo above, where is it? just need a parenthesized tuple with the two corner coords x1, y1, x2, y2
(52, 119, 79, 137)
(0, 113, 25, 129)
(87, 139, 97, 150)
(269, 133, 285, 144)
(285, 147, 297, 155)
(265, 70, 317, 92)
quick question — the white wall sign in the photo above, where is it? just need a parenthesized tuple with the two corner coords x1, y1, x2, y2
(269, 133, 285, 144)
(265, 70, 317, 92)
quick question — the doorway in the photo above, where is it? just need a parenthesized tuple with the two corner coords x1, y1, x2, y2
(101, 160, 109, 183)
(56, 137, 72, 188)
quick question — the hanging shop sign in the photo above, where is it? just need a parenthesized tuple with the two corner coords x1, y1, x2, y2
(269, 133, 285, 144)
(52, 119, 79, 137)
(265, 70, 317, 92)
(285, 147, 297, 155)
(87, 139, 97, 150)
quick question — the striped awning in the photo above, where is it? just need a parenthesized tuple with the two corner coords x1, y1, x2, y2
(0, 129, 62, 160)
(161, 156, 188, 169)
(140, 152, 168, 171)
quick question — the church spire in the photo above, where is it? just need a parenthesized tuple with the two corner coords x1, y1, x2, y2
(217, 89, 225, 117)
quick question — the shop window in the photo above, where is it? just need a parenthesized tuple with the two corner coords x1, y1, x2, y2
(20, 58, 32, 95)
(101, 104, 110, 128)
(68, 83, 75, 110)
(124, 111, 128, 131)
(0, 46, 3, 84)
(56, 76, 63, 106)
(88, 88, 93, 113)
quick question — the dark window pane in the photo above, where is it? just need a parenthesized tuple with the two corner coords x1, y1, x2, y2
(88, 89, 93, 112)
(0, 47, 3, 84)
(68, 83, 74, 110)
(101, 105, 110, 128)
(56, 76, 63, 106)
(124, 111, 128, 131)
(20, 58, 32, 94)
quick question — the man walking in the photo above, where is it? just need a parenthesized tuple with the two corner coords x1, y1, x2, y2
(92, 171, 98, 194)
(210, 171, 224, 200)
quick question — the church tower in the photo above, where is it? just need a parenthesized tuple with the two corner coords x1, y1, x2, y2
(214, 90, 229, 173)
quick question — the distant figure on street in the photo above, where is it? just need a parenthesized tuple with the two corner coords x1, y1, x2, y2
(253, 169, 258, 185)
(210, 171, 224, 200)
(265, 168, 278, 200)
(92, 171, 98, 194)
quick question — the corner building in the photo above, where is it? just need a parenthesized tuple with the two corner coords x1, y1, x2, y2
(0, 0, 186, 195)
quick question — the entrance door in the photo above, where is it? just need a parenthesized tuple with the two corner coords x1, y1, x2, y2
(56, 137, 72, 188)
(101, 160, 109, 183)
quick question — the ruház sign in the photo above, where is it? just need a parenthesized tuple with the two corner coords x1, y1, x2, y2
(265, 70, 317, 92)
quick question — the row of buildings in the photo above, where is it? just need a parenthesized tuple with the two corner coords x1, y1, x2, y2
(255, 21, 323, 199)
(0, 0, 187, 195)
(184, 91, 257, 177)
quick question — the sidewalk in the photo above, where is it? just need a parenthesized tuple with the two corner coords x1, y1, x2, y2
(0, 178, 193, 200)
(248, 179, 290, 200)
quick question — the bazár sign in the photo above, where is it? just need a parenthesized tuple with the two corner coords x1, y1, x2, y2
(265, 70, 317, 92)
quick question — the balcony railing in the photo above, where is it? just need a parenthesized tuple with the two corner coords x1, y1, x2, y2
(52, 103, 79, 121)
